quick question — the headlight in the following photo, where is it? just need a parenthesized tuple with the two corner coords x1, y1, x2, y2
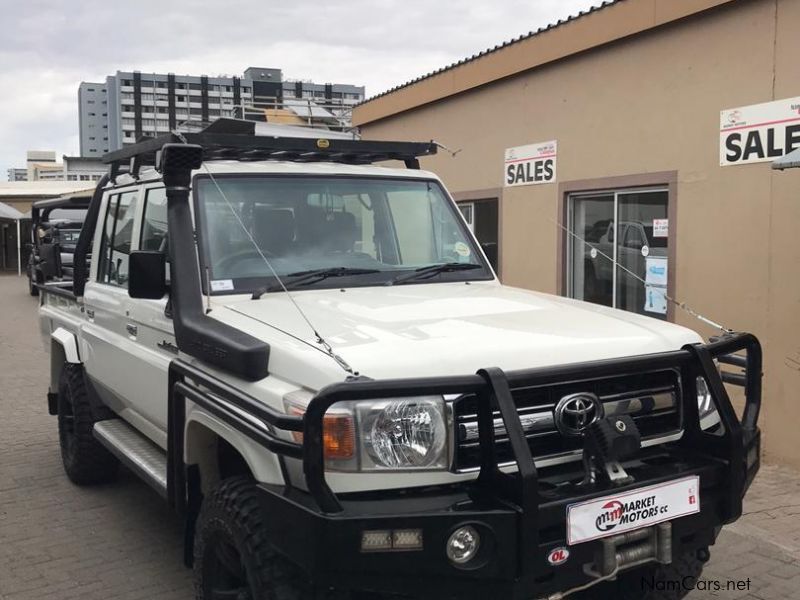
(357, 397, 447, 470)
(696, 376, 720, 430)
(284, 392, 449, 472)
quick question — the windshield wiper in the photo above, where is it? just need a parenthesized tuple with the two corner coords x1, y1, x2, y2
(251, 267, 381, 299)
(385, 262, 483, 286)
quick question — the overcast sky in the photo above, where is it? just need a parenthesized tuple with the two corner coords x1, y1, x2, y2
(0, 0, 601, 177)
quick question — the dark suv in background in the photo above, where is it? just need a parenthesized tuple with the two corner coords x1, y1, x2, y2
(27, 191, 91, 295)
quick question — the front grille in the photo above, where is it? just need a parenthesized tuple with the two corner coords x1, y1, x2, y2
(452, 369, 682, 472)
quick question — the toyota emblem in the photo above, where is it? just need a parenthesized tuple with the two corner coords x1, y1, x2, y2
(554, 393, 604, 437)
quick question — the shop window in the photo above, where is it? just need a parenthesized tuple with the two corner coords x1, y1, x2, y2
(567, 189, 669, 320)
(458, 199, 499, 274)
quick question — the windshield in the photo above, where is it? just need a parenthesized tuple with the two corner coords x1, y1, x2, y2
(46, 207, 88, 223)
(195, 175, 492, 293)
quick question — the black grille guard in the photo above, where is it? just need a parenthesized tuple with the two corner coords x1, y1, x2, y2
(167, 332, 762, 535)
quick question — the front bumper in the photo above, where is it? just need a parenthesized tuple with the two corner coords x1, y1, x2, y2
(169, 332, 763, 598)
(255, 432, 760, 599)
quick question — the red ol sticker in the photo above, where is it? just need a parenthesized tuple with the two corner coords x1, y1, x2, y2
(547, 547, 570, 566)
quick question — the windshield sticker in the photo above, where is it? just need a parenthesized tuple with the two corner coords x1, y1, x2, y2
(641, 245, 650, 257)
(454, 241, 471, 257)
(590, 247, 598, 259)
(210, 279, 235, 292)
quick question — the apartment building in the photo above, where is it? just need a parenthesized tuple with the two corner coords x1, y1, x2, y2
(79, 67, 365, 154)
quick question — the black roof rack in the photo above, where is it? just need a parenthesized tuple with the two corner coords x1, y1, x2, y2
(102, 131, 438, 177)
(31, 189, 94, 210)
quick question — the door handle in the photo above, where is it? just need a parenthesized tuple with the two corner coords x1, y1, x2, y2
(126, 323, 138, 337)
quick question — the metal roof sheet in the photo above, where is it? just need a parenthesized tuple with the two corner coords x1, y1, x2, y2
(360, 0, 622, 104)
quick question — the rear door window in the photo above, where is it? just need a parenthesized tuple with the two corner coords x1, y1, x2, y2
(97, 190, 139, 286)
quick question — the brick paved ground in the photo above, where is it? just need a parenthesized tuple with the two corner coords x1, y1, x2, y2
(0, 273, 798, 599)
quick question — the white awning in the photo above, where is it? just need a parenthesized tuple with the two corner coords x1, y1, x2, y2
(0, 201, 23, 220)
(772, 147, 800, 170)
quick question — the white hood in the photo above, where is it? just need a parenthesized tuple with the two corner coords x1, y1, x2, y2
(219, 282, 702, 381)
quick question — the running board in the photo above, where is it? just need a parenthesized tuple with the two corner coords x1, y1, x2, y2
(93, 419, 168, 498)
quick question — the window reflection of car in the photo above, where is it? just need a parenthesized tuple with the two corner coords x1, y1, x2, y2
(583, 220, 667, 303)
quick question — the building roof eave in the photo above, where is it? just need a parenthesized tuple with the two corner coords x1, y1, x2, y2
(353, 0, 737, 127)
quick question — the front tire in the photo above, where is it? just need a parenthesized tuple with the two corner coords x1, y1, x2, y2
(57, 364, 119, 485)
(194, 477, 313, 600)
(28, 269, 39, 296)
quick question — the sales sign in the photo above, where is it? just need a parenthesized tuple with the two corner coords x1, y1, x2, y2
(720, 97, 800, 166)
(504, 140, 557, 186)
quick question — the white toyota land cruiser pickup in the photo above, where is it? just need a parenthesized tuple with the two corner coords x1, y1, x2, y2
(37, 123, 763, 600)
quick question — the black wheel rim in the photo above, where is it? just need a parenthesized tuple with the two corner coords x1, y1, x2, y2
(204, 534, 251, 600)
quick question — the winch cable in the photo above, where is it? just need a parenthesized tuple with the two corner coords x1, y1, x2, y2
(200, 163, 357, 377)
(538, 566, 620, 600)
(550, 217, 732, 334)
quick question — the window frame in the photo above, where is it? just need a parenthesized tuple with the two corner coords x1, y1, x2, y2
(559, 172, 677, 322)
(97, 190, 139, 287)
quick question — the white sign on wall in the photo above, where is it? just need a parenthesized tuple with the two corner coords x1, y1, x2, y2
(504, 140, 557, 186)
(652, 218, 668, 238)
(720, 97, 800, 166)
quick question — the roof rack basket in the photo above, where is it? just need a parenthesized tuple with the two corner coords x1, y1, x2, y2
(103, 129, 438, 178)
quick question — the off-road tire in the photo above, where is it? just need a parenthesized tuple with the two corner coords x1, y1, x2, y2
(28, 270, 39, 296)
(57, 364, 119, 485)
(592, 548, 708, 600)
(194, 476, 315, 600)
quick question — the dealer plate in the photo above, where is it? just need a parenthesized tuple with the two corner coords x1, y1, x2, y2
(566, 475, 700, 545)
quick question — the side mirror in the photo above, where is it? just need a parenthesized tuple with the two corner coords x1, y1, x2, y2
(129, 251, 167, 299)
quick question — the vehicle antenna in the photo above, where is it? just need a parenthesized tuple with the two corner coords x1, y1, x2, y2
(200, 164, 357, 376)
(550, 217, 731, 334)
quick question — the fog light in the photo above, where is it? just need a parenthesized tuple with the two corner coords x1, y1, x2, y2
(393, 529, 423, 550)
(361, 530, 392, 551)
(361, 529, 423, 552)
(447, 526, 480, 564)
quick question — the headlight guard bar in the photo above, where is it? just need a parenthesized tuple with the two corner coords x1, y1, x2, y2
(167, 332, 762, 525)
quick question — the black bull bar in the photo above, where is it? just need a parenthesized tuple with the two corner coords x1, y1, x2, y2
(166, 332, 762, 544)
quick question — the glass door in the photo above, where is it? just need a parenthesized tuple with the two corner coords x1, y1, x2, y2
(568, 194, 615, 308)
(568, 189, 669, 320)
(616, 191, 668, 317)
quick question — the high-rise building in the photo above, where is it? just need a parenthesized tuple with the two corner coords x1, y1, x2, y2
(104, 71, 252, 151)
(78, 82, 110, 157)
(243, 67, 365, 128)
(79, 67, 365, 154)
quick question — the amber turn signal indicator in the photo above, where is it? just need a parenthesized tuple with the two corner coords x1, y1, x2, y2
(289, 406, 355, 460)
